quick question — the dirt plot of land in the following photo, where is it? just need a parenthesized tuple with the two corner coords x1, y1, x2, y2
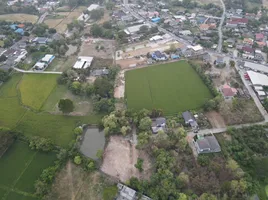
(263, 0, 268, 8)
(101, 136, 152, 182)
(45, 161, 115, 200)
(44, 6, 86, 33)
(79, 39, 116, 59)
(0, 14, 38, 23)
(196, 0, 221, 6)
(205, 111, 226, 128)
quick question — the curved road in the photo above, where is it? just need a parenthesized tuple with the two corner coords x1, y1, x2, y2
(217, 0, 226, 53)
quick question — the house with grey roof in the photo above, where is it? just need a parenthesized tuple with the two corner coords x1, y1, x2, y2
(117, 183, 152, 200)
(91, 68, 109, 76)
(193, 134, 221, 154)
(151, 117, 166, 133)
(182, 111, 199, 132)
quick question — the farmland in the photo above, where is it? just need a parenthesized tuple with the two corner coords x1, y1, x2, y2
(0, 141, 56, 200)
(19, 74, 59, 110)
(0, 14, 38, 23)
(0, 73, 102, 147)
(125, 60, 212, 114)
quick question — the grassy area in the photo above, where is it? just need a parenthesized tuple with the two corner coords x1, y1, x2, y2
(265, 185, 268, 197)
(125, 60, 212, 115)
(19, 74, 59, 110)
(0, 141, 55, 200)
(0, 14, 38, 23)
(0, 73, 102, 147)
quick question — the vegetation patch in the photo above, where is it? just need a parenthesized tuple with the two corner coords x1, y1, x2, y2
(0, 141, 56, 199)
(125, 60, 212, 114)
(19, 74, 59, 110)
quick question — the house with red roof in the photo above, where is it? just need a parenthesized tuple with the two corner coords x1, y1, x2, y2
(231, 18, 248, 25)
(221, 84, 237, 99)
(242, 46, 254, 54)
(256, 33, 264, 41)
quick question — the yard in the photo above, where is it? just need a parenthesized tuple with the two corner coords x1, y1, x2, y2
(0, 73, 102, 147)
(19, 74, 59, 110)
(0, 14, 38, 23)
(125, 60, 213, 115)
(0, 141, 56, 200)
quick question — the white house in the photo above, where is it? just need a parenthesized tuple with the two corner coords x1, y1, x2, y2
(73, 56, 94, 69)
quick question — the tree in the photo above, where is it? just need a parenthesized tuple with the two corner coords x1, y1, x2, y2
(263, 98, 268, 111)
(139, 117, 152, 131)
(58, 99, 74, 114)
(0, 54, 7, 62)
(29, 136, 54, 152)
(93, 97, 114, 113)
(74, 127, 83, 135)
(177, 172, 189, 187)
(102, 21, 112, 29)
(90, 9, 104, 20)
(74, 156, 82, 165)
(178, 193, 188, 200)
(94, 78, 113, 97)
(139, 25, 149, 33)
(96, 149, 103, 159)
(48, 28, 56, 34)
(199, 193, 217, 200)
(0, 69, 9, 82)
(87, 160, 95, 171)
(135, 158, 144, 172)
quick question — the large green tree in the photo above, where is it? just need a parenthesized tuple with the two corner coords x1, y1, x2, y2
(58, 99, 74, 114)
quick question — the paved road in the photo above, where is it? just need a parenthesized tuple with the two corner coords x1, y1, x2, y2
(13, 67, 62, 74)
(37, 12, 48, 24)
(217, 0, 226, 53)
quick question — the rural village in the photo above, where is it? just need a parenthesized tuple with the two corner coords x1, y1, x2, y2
(0, 0, 268, 199)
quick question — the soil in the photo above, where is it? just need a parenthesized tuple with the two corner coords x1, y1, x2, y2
(205, 111, 226, 128)
(101, 136, 152, 182)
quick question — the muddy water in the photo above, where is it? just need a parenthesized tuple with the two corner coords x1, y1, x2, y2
(80, 128, 105, 160)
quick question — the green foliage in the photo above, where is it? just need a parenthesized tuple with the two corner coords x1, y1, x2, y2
(197, 155, 210, 166)
(96, 149, 103, 160)
(138, 117, 152, 131)
(199, 193, 217, 200)
(74, 155, 82, 165)
(32, 23, 49, 37)
(90, 9, 104, 20)
(87, 160, 95, 171)
(58, 99, 74, 114)
(93, 97, 115, 113)
(29, 136, 54, 152)
(0, 127, 15, 156)
(0, 69, 10, 82)
(135, 158, 144, 172)
(94, 78, 113, 98)
(74, 127, 83, 135)
(103, 186, 118, 200)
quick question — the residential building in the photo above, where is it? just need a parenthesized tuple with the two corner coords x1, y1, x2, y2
(243, 38, 254, 45)
(151, 117, 166, 134)
(151, 51, 167, 61)
(87, 4, 100, 11)
(117, 183, 152, 200)
(256, 33, 264, 41)
(91, 68, 109, 76)
(73, 56, 94, 69)
(242, 46, 254, 54)
(33, 54, 55, 70)
(149, 35, 163, 42)
(221, 84, 237, 99)
(32, 37, 48, 44)
(124, 24, 151, 35)
(182, 111, 199, 132)
(193, 134, 221, 154)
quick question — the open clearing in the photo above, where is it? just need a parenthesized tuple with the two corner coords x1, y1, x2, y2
(0, 73, 102, 147)
(19, 74, 59, 110)
(125, 60, 212, 115)
(0, 14, 38, 23)
(0, 141, 56, 200)
(45, 161, 117, 200)
(101, 136, 152, 182)
(44, 6, 86, 33)
(205, 111, 226, 128)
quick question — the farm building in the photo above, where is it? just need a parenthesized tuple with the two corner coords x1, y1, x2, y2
(151, 117, 166, 134)
(73, 56, 93, 69)
(33, 54, 55, 70)
(124, 24, 151, 35)
(247, 70, 268, 86)
(193, 134, 221, 154)
(149, 35, 163, 42)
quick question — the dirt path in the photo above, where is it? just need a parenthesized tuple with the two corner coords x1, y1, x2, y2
(205, 111, 226, 128)
(67, 161, 76, 200)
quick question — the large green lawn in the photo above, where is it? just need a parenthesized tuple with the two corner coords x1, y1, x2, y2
(125, 60, 212, 114)
(0, 73, 102, 147)
(19, 74, 59, 110)
(0, 141, 55, 200)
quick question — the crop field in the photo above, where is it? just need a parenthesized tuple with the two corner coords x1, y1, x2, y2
(125, 61, 212, 114)
(0, 141, 56, 200)
(0, 14, 38, 23)
(0, 73, 102, 147)
(19, 74, 59, 110)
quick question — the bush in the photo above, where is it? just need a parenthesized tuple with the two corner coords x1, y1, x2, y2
(74, 155, 82, 165)
(197, 155, 210, 166)
(135, 158, 144, 172)
(29, 136, 54, 152)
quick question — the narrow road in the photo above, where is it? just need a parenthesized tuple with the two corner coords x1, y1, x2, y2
(13, 67, 62, 74)
(37, 12, 48, 24)
(217, 0, 226, 53)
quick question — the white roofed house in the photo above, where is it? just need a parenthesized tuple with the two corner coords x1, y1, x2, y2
(73, 56, 94, 69)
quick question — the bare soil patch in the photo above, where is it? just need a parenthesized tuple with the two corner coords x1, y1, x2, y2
(79, 39, 116, 59)
(205, 111, 226, 128)
(0, 14, 38, 23)
(45, 161, 115, 200)
(101, 136, 152, 182)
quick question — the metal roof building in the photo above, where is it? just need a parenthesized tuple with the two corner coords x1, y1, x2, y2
(73, 56, 93, 69)
(247, 70, 268, 86)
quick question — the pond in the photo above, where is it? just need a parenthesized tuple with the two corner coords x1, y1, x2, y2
(80, 127, 105, 160)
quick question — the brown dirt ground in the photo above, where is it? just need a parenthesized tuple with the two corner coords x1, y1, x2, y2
(45, 161, 115, 200)
(263, 0, 268, 8)
(117, 58, 147, 69)
(0, 14, 38, 23)
(205, 111, 226, 128)
(101, 136, 152, 182)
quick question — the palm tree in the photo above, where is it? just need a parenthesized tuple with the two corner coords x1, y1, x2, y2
(229, 60, 235, 68)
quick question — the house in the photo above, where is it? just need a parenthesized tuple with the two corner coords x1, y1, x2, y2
(182, 111, 199, 131)
(151, 51, 167, 61)
(199, 24, 210, 31)
(10, 24, 17, 30)
(225, 38, 235, 48)
(87, 4, 100, 11)
(243, 38, 254, 45)
(15, 28, 24, 35)
(230, 18, 248, 25)
(179, 30, 192, 36)
(52, 33, 64, 41)
(41, 54, 55, 64)
(32, 37, 48, 44)
(226, 21, 238, 28)
(151, 17, 161, 23)
(242, 46, 254, 54)
(151, 117, 166, 134)
(73, 56, 93, 69)
(124, 24, 151, 35)
(215, 56, 224, 65)
(221, 84, 237, 99)
(193, 134, 221, 154)
(117, 183, 152, 200)
(257, 41, 266, 48)
(33, 54, 55, 70)
(17, 24, 25, 28)
(91, 68, 109, 76)
(149, 35, 163, 42)
(256, 33, 264, 41)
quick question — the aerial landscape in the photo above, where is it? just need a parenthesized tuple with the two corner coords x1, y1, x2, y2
(0, 0, 268, 199)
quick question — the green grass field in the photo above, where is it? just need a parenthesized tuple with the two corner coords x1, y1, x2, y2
(19, 74, 59, 110)
(0, 141, 55, 200)
(125, 61, 212, 114)
(265, 185, 268, 197)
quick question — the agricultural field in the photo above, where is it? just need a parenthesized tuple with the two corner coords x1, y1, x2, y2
(0, 73, 102, 147)
(19, 74, 59, 110)
(125, 61, 212, 114)
(0, 14, 38, 23)
(0, 141, 56, 200)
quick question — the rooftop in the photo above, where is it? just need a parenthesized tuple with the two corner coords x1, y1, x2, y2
(73, 56, 93, 69)
(222, 84, 237, 97)
(87, 4, 100, 11)
(244, 61, 268, 74)
(247, 70, 268, 86)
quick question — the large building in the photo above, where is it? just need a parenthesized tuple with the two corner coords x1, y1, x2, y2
(33, 54, 55, 70)
(73, 56, 93, 69)
(247, 70, 268, 86)
(124, 24, 151, 35)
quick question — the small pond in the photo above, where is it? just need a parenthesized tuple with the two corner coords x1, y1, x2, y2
(80, 127, 105, 160)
